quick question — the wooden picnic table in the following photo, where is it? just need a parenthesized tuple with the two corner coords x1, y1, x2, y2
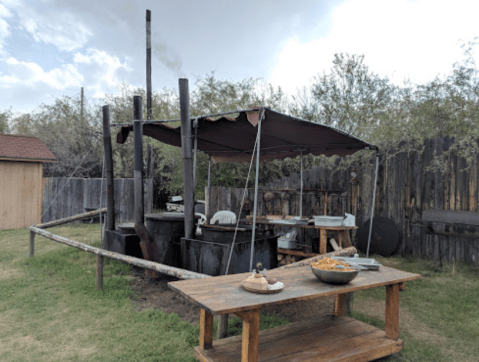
(168, 264, 421, 362)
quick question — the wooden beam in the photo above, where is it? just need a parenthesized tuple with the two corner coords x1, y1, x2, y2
(320, 229, 327, 254)
(35, 208, 107, 229)
(235, 309, 260, 362)
(29, 226, 210, 280)
(385, 283, 400, 340)
(334, 294, 346, 317)
(28, 229, 35, 257)
(199, 309, 214, 350)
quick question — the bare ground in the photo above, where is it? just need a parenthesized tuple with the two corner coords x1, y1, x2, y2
(128, 266, 335, 324)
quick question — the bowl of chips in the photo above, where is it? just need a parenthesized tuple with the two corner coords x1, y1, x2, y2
(311, 257, 360, 284)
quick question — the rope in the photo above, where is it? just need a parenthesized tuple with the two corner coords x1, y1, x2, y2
(41, 152, 90, 220)
(225, 131, 259, 275)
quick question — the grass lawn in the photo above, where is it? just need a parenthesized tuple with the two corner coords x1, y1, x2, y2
(0, 224, 287, 362)
(352, 255, 479, 362)
(1, 224, 478, 361)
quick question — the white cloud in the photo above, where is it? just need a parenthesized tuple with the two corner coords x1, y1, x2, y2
(73, 47, 131, 97)
(3, 0, 92, 52)
(0, 4, 13, 51)
(1, 57, 83, 89)
(270, 0, 479, 94)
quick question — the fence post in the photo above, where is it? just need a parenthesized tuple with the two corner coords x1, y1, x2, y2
(29, 229, 35, 257)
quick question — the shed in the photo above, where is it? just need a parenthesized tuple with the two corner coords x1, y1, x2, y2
(0, 134, 56, 230)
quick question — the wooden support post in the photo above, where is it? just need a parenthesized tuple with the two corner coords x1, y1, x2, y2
(102, 106, 115, 232)
(399, 282, 406, 291)
(334, 294, 346, 317)
(199, 309, 214, 350)
(385, 283, 400, 340)
(218, 314, 228, 339)
(345, 292, 354, 316)
(320, 229, 327, 254)
(29, 229, 35, 257)
(234, 309, 260, 362)
(96, 255, 104, 290)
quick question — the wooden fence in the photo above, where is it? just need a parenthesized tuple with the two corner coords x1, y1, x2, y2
(42, 178, 153, 224)
(206, 137, 479, 264)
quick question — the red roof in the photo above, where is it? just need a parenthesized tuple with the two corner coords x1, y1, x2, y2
(0, 134, 56, 162)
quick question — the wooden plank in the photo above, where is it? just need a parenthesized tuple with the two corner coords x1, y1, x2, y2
(335, 294, 346, 316)
(239, 309, 260, 362)
(385, 283, 400, 340)
(168, 265, 420, 316)
(194, 316, 403, 362)
(320, 229, 327, 254)
(200, 309, 214, 350)
(277, 248, 317, 258)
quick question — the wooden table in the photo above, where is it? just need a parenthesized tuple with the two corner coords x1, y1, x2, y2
(241, 218, 356, 254)
(168, 265, 421, 362)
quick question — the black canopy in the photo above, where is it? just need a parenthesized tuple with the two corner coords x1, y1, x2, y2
(117, 107, 377, 163)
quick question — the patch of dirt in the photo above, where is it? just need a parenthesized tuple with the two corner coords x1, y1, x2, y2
(129, 266, 335, 324)
(0, 266, 24, 281)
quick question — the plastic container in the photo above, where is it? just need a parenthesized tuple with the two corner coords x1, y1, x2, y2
(278, 237, 297, 249)
(314, 216, 344, 227)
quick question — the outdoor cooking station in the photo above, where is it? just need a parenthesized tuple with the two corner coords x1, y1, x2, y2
(95, 77, 421, 362)
(112, 83, 380, 275)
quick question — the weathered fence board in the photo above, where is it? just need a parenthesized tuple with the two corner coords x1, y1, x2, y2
(206, 137, 479, 264)
(42, 178, 153, 224)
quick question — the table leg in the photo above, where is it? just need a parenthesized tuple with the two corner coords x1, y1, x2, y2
(337, 230, 353, 248)
(218, 314, 228, 339)
(199, 309, 214, 350)
(385, 283, 400, 340)
(234, 309, 260, 362)
(334, 294, 346, 317)
(320, 229, 327, 254)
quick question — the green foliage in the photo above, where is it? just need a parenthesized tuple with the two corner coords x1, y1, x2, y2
(0, 225, 289, 362)
(290, 53, 396, 138)
(10, 95, 103, 177)
(0, 108, 12, 134)
(3, 40, 479, 200)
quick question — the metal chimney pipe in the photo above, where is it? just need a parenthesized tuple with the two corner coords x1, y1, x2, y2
(179, 79, 195, 244)
(133, 96, 144, 225)
(102, 105, 115, 231)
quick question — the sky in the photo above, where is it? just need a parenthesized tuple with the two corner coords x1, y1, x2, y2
(1, 0, 479, 115)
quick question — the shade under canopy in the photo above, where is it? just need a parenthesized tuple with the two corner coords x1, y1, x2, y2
(117, 107, 377, 163)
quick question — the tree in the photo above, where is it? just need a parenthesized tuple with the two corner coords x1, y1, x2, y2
(11, 95, 103, 177)
(0, 108, 11, 134)
(290, 53, 396, 139)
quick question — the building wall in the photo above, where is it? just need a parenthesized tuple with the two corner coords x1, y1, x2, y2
(0, 160, 43, 230)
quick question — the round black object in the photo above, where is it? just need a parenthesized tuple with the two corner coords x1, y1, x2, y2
(357, 217, 399, 256)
